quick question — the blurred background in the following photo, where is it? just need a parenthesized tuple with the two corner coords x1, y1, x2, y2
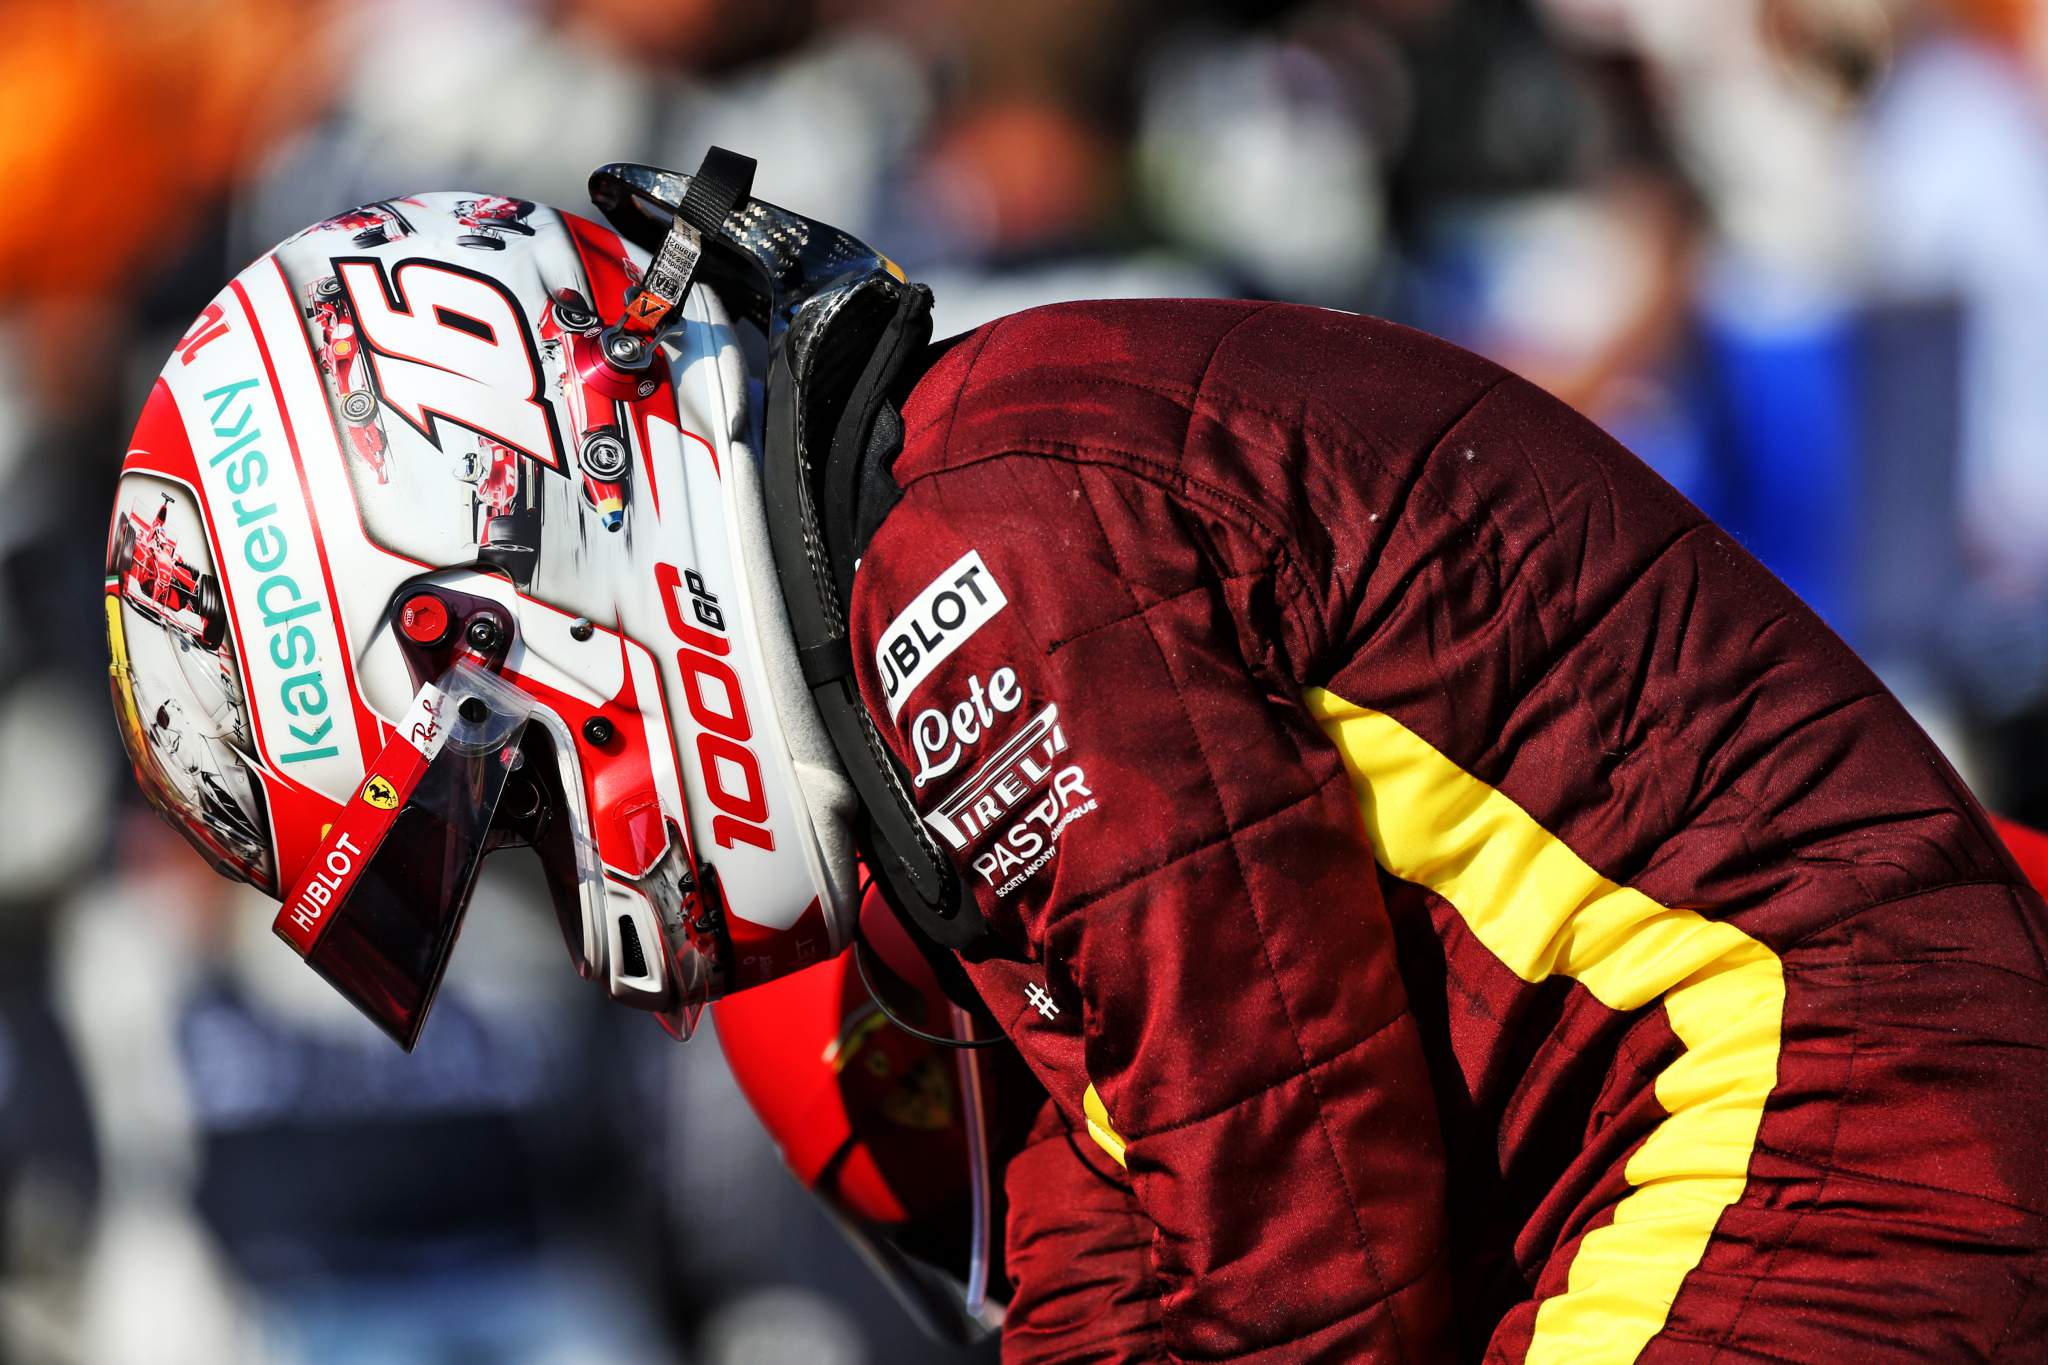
(2, 0, 2045, 1360)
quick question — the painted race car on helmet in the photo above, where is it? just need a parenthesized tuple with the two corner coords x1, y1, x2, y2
(538, 287, 637, 531)
(458, 436, 542, 583)
(107, 476, 270, 885)
(291, 200, 417, 251)
(305, 275, 391, 482)
(452, 195, 538, 251)
(111, 490, 230, 651)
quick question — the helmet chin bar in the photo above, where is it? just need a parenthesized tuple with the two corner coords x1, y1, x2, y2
(386, 579, 722, 1036)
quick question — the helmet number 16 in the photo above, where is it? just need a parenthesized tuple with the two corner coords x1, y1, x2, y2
(333, 256, 567, 471)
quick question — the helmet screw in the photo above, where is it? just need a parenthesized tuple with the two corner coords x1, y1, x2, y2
(604, 331, 646, 369)
(464, 614, 504, 652)
(582, 716, 615, 747)
(459, 697, 489, 724)
(569, 617, 594, 641)
(397, 592, 453, 646)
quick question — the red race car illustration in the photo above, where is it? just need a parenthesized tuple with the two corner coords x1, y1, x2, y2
(539, 290, 633, 532)
(452, 196, 538, 251)
(291, 201, 415, 250)
(459, 437, 542, 585)
(111, 494, 229, 652)
(306, 276, 391, 483)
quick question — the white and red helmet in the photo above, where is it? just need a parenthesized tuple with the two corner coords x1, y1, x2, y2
(105, 178, 871, 1047)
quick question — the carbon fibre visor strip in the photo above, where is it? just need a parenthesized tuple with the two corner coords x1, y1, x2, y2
(1305, 688, 1785, 1365)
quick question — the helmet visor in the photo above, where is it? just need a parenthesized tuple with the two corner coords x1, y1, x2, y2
(274, 662, 535, 1050)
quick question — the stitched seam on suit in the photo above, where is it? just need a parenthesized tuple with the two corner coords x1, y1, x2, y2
(1072, 467, 1413, 1362)
(1703, 923, 1861, 1361)
(1899, 933, 2048, 990)
(1772, 877, 2039, 960)
(1121, 1008, 1411, 1145)
(945, 437, 1294, 551)
(907, 442, 1329, 669)
(2011, 871, 2048, 984)
(936, 320, 1002, 469)
(1184, 300, 1282, 467)
(951, 366, 1511, 604)
(910, 371, 1516, 699)
(1042, 783, 1325, 927)
(1648, 1328, 1814, 1365)
(1045, 571, 1265, 653)
(1744, 1137, 2048, 1223)
(907, 356, 1510, 698)
(951, 360, 1501, 504)
(1168, 1241, 1451, 1364)
(923, 305, 1301, 551)
(1989, 1265, 2045, 1359)
(1062, 465, 1218, 1358)
(1181, 303, 1303, 632)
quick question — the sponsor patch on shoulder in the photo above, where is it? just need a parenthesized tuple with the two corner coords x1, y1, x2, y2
(925, 704, 1075, 849)
(875, 551, 1006, 719)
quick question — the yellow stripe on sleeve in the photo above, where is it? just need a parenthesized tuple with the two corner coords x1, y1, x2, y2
(1305, 688, 1784, 1365)
(1082, 1082, 1128, 1168)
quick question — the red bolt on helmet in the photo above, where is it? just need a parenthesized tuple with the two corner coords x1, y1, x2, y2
(105, 159, 914, 1048)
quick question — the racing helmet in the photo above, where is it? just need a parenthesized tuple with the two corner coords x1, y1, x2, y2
(105, 157, 920, 1048)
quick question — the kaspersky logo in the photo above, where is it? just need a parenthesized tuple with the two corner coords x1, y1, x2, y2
(200, 377, 348, 770)
(169, 287, 362, 802)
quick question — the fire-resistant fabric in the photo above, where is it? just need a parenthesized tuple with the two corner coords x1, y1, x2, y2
(846, 299, 2048, 1362)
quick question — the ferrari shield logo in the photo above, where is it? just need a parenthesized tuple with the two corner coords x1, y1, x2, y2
(880, 1056, 956, 1131)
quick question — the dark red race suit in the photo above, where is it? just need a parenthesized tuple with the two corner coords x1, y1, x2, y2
(846, 300, 2048, 1363)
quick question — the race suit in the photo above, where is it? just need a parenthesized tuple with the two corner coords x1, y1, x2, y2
(846, 299, 2048, 1362)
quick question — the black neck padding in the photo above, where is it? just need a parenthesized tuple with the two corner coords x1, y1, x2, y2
(763, 285, 1005, 980)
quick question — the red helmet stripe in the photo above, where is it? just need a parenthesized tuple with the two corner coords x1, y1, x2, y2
(563, 213, 635, 326)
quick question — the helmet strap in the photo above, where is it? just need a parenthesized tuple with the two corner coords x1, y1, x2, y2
(615, 146, 755, 340)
